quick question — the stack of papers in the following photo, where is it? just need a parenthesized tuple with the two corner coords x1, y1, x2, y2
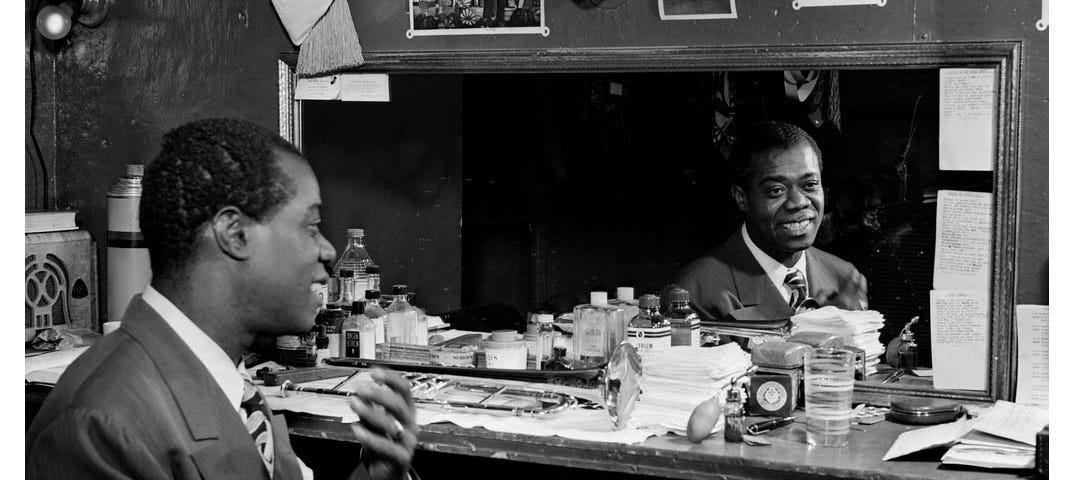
(25, 346, 90, 385)
(883, 400, 1047, 470)
(791, 306, 885, 375)
(628, 344, 752, 435)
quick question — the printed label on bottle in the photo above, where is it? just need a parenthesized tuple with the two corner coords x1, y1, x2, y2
(344, 329, 375, 359)
(691, 319, 701, 347)
(627, 326, 672, 352)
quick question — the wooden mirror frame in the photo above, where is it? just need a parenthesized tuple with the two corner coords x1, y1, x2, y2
(279, 41, 1021, 402)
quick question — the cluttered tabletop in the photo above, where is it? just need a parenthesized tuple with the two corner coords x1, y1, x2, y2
(284, 397, 1033, 480)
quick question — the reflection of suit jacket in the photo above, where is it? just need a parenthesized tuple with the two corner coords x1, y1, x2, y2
(673, 230, 868, 322)
(26, 295, 306, 480)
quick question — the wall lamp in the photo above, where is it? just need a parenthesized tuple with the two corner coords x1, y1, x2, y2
(35, 0, 110, 41)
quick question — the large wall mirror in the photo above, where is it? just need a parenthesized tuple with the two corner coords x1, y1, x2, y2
(279, 42, 1020, 402)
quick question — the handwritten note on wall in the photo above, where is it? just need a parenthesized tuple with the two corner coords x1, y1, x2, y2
(934, 190, 992, 290)
(1015, 305, 1049, 407)
(939, 68, 996, 171)
(930, 290, 989, 391)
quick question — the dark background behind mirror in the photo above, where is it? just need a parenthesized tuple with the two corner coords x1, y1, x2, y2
(303, 69, 994, 367)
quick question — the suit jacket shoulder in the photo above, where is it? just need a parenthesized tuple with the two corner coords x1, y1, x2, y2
(26, 296, 304, 480)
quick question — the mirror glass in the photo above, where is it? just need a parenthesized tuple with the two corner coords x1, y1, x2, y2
(282, 44, 1017, 402)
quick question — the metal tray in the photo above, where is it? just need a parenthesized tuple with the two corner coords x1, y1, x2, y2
(323, 357, 603, 388)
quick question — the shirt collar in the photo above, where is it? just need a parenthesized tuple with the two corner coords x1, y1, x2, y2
(141, 285, 246, 413)
(740, 224, 808, 302)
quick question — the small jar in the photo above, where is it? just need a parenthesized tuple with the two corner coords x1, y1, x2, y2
(483, 330, 527, 369)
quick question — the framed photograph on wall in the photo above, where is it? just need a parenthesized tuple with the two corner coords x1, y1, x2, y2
(658, 0, 737, 20)
(408, 0, 549, 38)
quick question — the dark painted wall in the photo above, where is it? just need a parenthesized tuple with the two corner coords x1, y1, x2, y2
(28, 0, 1047, 321)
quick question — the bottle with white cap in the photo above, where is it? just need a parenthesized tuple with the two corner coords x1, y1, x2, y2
(571, 291, 624, 368)
(608, 287, 639, 354)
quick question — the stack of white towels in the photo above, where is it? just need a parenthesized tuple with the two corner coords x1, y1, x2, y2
(626, 344, 752, 436)
(791, 306, 886, 376)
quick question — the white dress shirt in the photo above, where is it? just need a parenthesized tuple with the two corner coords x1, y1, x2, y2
(141, 285, 314, 480)
(740, 224, 809, 304)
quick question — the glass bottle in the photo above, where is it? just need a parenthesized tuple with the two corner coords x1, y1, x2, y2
(897, 324, 919, 372)
(535, 313, 556, 365)
(341, 301, 376, 359)
(365, 264, 381, 292)
(386, 285, 425, 346)
(338, 269, 356, 312)
(314, 325, 331, 366)
(363, 289, 388, 344)
(723, 385, 745, 443)
(627, 294, 671, 353)
(572, 291, 623, 368)
(333, 228, 374, 298)
(668, 287, 700, 347)
(608, 287, 639, 352)
(544, 346, 572, 371)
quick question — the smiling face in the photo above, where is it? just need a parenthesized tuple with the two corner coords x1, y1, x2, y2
(732, 142, 824, 266)
(245, 150, 337, 335)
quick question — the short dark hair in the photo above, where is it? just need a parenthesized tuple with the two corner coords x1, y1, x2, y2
(729, 121, 822, 188)
(140, 118, 302, 280)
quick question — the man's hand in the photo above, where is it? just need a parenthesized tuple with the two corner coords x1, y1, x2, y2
(348, 368, 418, 480)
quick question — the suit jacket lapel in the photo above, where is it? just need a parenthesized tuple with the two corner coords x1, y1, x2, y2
(724, 230, 789, 309)
(122, 295, 273, 480)
(805, 248, 837, 298)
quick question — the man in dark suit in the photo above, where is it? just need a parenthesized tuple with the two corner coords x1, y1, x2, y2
(26, 119, 417, 480)
(673, 121, 867, 322)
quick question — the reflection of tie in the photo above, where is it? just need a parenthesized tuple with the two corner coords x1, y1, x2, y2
(241, 375, 275, 478)
(784, 269, 818, 313)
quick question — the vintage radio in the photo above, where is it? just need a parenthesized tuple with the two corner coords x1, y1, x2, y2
(25, 230, 99, 338)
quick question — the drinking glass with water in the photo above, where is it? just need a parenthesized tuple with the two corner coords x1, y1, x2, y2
(804, 348, 855, 447)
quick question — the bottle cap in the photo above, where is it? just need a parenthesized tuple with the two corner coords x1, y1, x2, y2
(638, 294, 660, 309)
(616, 287, 635, 301)
(339, 269, 354, 278)
(669, 287, 690, 303)
(125, 164, 144, 177)
(536, 313, 554, 323)
(392, 285, 408, 295)
(347, 228, 365, 236)
(489, 329, 522, 342)
(589, 291, 608, 306)
(351, 300, 364, 312)
(365, 264, 380, 274)
(365, 289, 380, 300)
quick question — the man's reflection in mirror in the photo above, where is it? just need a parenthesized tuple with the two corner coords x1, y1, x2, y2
(672, 121, 868, 322)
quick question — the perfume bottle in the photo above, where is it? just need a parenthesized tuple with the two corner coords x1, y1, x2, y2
(608, 287, 639, 353)
(571, 291, 624, 368)
(723, 384, 745, 443)
(897, 318, 919, 372)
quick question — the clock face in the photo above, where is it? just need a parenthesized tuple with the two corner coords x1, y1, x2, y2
(758, 381, 788, 411)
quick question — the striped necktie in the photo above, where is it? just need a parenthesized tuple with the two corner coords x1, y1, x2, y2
(784, 269, 818, 313)
(240, 375, 275, 478)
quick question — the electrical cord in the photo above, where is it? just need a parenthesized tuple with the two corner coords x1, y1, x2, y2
(27, 0, 50, 210)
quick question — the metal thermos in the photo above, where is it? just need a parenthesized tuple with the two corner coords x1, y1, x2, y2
(107, 164, 151, 321)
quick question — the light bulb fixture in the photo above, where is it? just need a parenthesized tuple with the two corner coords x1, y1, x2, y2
(35, 0, 110, 41)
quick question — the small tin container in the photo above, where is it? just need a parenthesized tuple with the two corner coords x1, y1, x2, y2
(888, 397, 963, 425)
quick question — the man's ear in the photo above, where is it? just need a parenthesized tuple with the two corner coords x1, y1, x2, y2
(211, 206, 253, 261)
(731, 184, 749, 213)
